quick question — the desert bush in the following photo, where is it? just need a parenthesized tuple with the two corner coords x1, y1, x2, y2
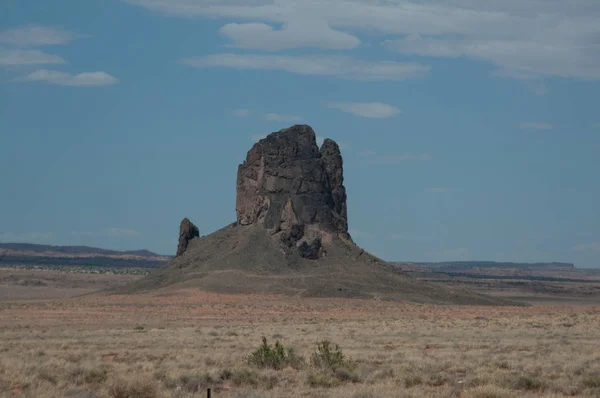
(310, 340, 355, 372)
(108, 378, 159, 398)
(306, 340, 359, 387)
(248, 337, 303, 370)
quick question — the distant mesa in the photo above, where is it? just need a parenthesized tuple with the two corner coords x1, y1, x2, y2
(124, 125, 513, 305)
(0, 243, 169, 268)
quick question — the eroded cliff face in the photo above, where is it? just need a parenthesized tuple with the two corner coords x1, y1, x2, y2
(176, 218, 199, 257)
(236, 125, 351, 259)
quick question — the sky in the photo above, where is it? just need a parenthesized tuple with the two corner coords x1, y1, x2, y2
(1, 0, 599, 267)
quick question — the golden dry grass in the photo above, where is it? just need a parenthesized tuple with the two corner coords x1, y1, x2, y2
(0, 290, 599, 397)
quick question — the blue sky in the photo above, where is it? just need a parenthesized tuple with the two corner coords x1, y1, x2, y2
(1, 0, 599, 267)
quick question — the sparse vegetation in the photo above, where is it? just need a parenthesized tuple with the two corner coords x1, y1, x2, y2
(0, 287, 599, 397)
(247, 337, 303, 370)
(108, 378, 159, 398)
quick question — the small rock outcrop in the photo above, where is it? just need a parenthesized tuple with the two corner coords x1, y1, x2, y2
(176, 218, 199, 257)
(236, 125, 350, 259)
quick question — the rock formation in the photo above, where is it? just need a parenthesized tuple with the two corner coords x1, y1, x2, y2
(176, 217, 199, 257)
(121, 124, 514, 306)
(236, 125, 350, 259)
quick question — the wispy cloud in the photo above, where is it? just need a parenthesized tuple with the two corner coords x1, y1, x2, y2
(220, 21, 359, 51)
(124, 0, 600, 81)
(0, 48, 66, 66)
(17, 69, 118, 87)
(519, 122, 553, 130)
(180, 54, 430, 81)
(0, 232, 54, 242)
(265, 113, 302, 122)
(104, 228, 141, 238)
(0, 25, 77, 47)
(360, 149, 432, 165)
(233, 108, 250, 117)
(572, 242, 600, 252)
(326, 102, 400, 119)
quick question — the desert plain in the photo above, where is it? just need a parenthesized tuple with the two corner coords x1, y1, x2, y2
(1, 266, 600, 398)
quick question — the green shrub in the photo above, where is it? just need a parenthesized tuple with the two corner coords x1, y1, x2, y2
(306, 340, 359, 387)
(310, 340, 355, 372)
(248, 337, 303, 370)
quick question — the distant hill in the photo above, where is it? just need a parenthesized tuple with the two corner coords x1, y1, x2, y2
(415, 261, 575, 271)
(0, 243, 170, 268)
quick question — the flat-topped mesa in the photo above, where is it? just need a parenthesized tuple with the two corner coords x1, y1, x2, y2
(176, 218, 199, 257)
(236, 125, 351, 259)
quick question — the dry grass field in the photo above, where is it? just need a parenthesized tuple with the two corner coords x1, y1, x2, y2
(1, 277, 600, 398)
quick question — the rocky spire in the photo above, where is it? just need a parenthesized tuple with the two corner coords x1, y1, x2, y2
(235, 125, 350, 258)
(176, 218, 199, 257)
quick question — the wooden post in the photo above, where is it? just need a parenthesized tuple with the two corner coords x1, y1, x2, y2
(207, 387, 211, 398)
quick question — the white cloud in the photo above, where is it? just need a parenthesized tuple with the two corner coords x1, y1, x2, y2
(220, 21, 359, 51)
(180, 54, 430, 81)
(124, 0, 600, 80)
(326, 102, 400, 119)
(385, 34, 600, 80)
(519, 122, 553, 130)
(104, 228, 141, 238)
(0, 232, 54, 242)
(233, 108, 250, 117)
(572, 242, 600, 252)
(0, 48, 66, 66)
(265, 113, 302, 122)
(0, 25, 77, 47)
(17, 69, 119, 87)
(360, 149, 432, 164)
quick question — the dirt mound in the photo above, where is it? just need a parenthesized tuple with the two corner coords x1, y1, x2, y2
(123, 125, 515, 305)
